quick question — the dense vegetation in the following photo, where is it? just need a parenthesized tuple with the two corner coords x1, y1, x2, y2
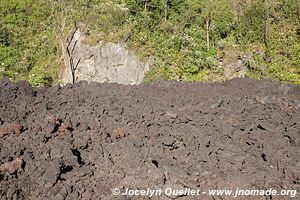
(0, 0, 299, 86)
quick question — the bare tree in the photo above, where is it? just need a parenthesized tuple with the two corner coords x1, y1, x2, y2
(65, 23, 81, 84)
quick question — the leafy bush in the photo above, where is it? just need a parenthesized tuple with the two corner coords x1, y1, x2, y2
(0, 0, 299, 85)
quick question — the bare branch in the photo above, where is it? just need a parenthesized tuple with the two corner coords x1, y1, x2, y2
(74, 58, 81, 71)
(64, 23, 82, 84)
(71, 40, 78, 55)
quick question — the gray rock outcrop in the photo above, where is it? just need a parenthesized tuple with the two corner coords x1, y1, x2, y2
(59, 27, 153, 85)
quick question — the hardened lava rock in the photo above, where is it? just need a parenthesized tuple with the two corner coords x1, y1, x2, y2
(0, 78, 299, 200)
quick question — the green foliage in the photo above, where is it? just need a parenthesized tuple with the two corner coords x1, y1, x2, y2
(0, 0, 57, 84)
(210, 0, 235, 43)
(241, 0, 300, 84)
(0, 0, 299, 85)
(28, 65, 47, 86)
(236, 1, 266, 44)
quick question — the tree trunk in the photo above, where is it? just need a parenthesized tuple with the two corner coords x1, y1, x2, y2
(263, 0, 272, 64)
(297, 0, 300, 17)
(264, 1, 268, 47)
(205, 0, 212, 51)
(164, 0, 168, 22)
(206, 18, 210, 51)
(144, 0, 148, 16)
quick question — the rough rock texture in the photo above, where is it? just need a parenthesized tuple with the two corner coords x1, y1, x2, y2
(0, 78, 299, 200)
(216, 46, 250, 80)
(59, 27, 153, 85)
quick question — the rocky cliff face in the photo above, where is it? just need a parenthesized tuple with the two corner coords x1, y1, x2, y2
(59, 27, 153, 85)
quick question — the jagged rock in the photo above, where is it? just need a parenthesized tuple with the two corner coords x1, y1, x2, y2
(0, 157, 23, 174)
(59, 26, 154, 85)
(210, 98, 224, 108)
(165, 111, 177, 119)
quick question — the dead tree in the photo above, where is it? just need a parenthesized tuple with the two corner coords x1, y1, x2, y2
(66, 24, 81, 84)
